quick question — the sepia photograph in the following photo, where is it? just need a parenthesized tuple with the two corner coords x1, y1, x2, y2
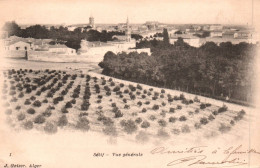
(0, 0, 260, 167)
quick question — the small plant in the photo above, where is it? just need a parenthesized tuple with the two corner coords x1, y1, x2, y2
(194, 96, 200, 102)
(200, 103, 206, 109)
(177, 105, 182, 110)
(103, 126, 118, 136)
(17, 113, 26, 121)
(152, 104, 160, 110)
(124, 104, 130, 109)
(172, 128, 180, 135)
(34, 115, 46, 124)
(149, 115, 156, 121)
(24, 99, 31, 105)
(158, 119, 167, 127)
(76, 117, 90, 131)
(179, 115, 187, 121)
(161, 89, 165, 93)
(33, 100, 42, 107)
(157, 129, 170, 139)
(208, 114, 215, 121)
(135, 131, 149, 143)
(212, 110, 218, 115)
(122, 119, 138, 134)
(42, 99, 48, 103)
(115, 110, 123, 118)
(141, 108, 147, 113)
(169, 117, 177, 123)
(195, 109, 200, 114)
(181, 125, 190, 133)
(24, 121, 34, 130)
(27, 108, 36, 115)
(15, 105, 21, 111)
(218, 105, 228, 113)
(44, 122, 58, 134)
(137, 84, 143, 90)
(194, 123, 201, 129)
(219, 123, 231, 133)
(144, 101, 150, 105)
(5, 109, 12, 115)
(200, 117, 208, 125)
(135, 117, 143, 124)
(137, 101, 142, 106)
(58, 115, 68, 127)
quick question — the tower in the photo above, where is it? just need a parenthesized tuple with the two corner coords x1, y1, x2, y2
(89, 15, 95, 29)
(125, 17, 131, 42)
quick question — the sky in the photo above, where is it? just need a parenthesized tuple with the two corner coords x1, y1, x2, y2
(0, 0, 258, 25)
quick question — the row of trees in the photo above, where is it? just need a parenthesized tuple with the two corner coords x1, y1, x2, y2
(2, 21, 143, 50)
(99, 38, 256, 105)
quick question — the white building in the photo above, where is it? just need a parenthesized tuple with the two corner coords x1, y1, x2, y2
(48, 44, 76, 55)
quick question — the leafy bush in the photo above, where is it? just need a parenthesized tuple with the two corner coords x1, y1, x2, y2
(30, 96, 36, 101)
(208, 114, 215, 121)
(177, 105, 182, 110)
(24, 121, 34, 130)
(34, 115, 46, 124)
(61, 107, 69, 113)
(135, 131, 149, 143)
(15, 105, 21, 111)
(113, 86, 120, 92)
(119, 83, 124, 87)
(200, 117, 208, 125)
(123, 98, 127, 103)
(122, 119, 138, 134)
(149, 115, 156, 121)
(42, 99, 48, 103)
(161, 89, 165, 93)
(24, 99, 31, 105)
(161, 102, 166, 106)
(141, 95, 146, 99)
(181, 125, 190, 133)
(18, 92, 24, 98)
(137, 84, 143, 90)
(5, 109, 12, 115)
(218, 105, 228, 113)
(212, 110, 218, 115)
(76, 117, 90, 131)
(135, 117, 143, 124)
(194, 96, 200, 102)
(157, 129, 170, 138)
(33, 100, 42, 107)
(195, 109, 200, 114)
(194, 123, 201, 129)
(152, 104, 160, 110)
(27, 108, 36, 115)
(103, 126, 118, 136)
(158, 119, 167, 127)
(169, 117, 177, 123)
(44, 122, 58, 134)
(124, 104, 130, 109)
(137, 101, 142, 106)
(179, 115, 187, 121)
(144, 101, 150, 105)
(115, 110, 123, 118)
(219, 123, 231, 133)
(141, 108, 147, 113)
(172, 128, 180, 135)
(200, 103, 206, 109)
(17, 113, 26, 121)
(58, 115, 68, 127)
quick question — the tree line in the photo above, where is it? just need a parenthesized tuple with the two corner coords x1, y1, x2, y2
(99, 38, 257, 106)
(2, 21, 143, 50)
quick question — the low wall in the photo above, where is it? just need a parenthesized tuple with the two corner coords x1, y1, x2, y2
(5, 50, 26, 58)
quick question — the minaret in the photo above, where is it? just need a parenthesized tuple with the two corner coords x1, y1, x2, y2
(125, 16, 131, 42)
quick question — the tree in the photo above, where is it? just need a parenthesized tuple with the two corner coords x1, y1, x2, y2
(163, 28, 169, 45)
(2, 21, 21, 37)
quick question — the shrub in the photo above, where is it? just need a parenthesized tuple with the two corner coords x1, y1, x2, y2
(120, 119, 127, 127)
(149, 115, 156, 121)
(65, 102, 73, 108)
(15, 105, 21, 110)
(34, 115, 46, 124)
(218, 105, 228, 113)
(157, 129, 170, 138)
(181, 125, 190, 133)
(212, 110, 218, 115)
(124, 89, 129, 94)
(152, 96, 158, 100)
(141, 95, 146, 99)
(194, 123, 201, 129)
(24, 99, 31, 105)
(113, 86, 120, 92)
(158, 119, 167, 127)
(194, 96, 200, 102)
(5, 109, 12, 115)
(205, 103, 211, 107)
(179, 115, 187, 121)
(152, 104, 160, 110)
(208, 114, 215, 121)
(172, 128, 180, 135)
(200, 103, 206, 109)
(18, 92, 24, 98)
(27, 108, 36, 115)
(115, 110, 123, 118)
(161, 102, 166, 106)
(33, 100, 42, 107)
(177, 105, 182, 110)
(111, 103, 117, 107)
(230, 120, 235, 126)
(106, 91, 111, 96)
(102, 117, 114, 126)
(61, 107, 69, 113)
(130, 95, 136, 100)
(42, 99, 48, 103)
(137, 101, 142, 106)
(122, 119, 138, 134)
(124, 104, 130, 109)
(200, 117, 208, 125)
(9, 90, 16, 95)
(144, 101, 150, 105)
(79, 112, 88, 118)
(135, 131, 149, 143)
(119, 83, 124, 87)
(123, 98, 127, 103)
(58, 115, 68, 127)
(141, 108, 147, 113)
(103, 126, 118, 136)
(219, 123, 231, 133)
(24, 121, 34, 130)
(17, 113, 26, 121)
(76, 117, 90, 131)
(180, 94, 185, 100)
(160, 94, 164, 98)
(44, 122, 58, 134)
(30, 96, 36, 101)
(137, 84, 143, 90)
(195, 109, 200, 114)
(161, 89, 165, 93)
(135, 117, 143, 124)
(169, 117, 177, 123)
(110, 81, 115, 86)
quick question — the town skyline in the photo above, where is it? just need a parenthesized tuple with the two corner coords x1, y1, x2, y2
(0, 0, 256, 26)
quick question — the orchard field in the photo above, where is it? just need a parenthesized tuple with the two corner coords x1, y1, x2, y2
(0, 62, 252, 144)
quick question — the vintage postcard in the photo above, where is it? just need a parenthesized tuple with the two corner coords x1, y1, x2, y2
(0, 0, 260, 167)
